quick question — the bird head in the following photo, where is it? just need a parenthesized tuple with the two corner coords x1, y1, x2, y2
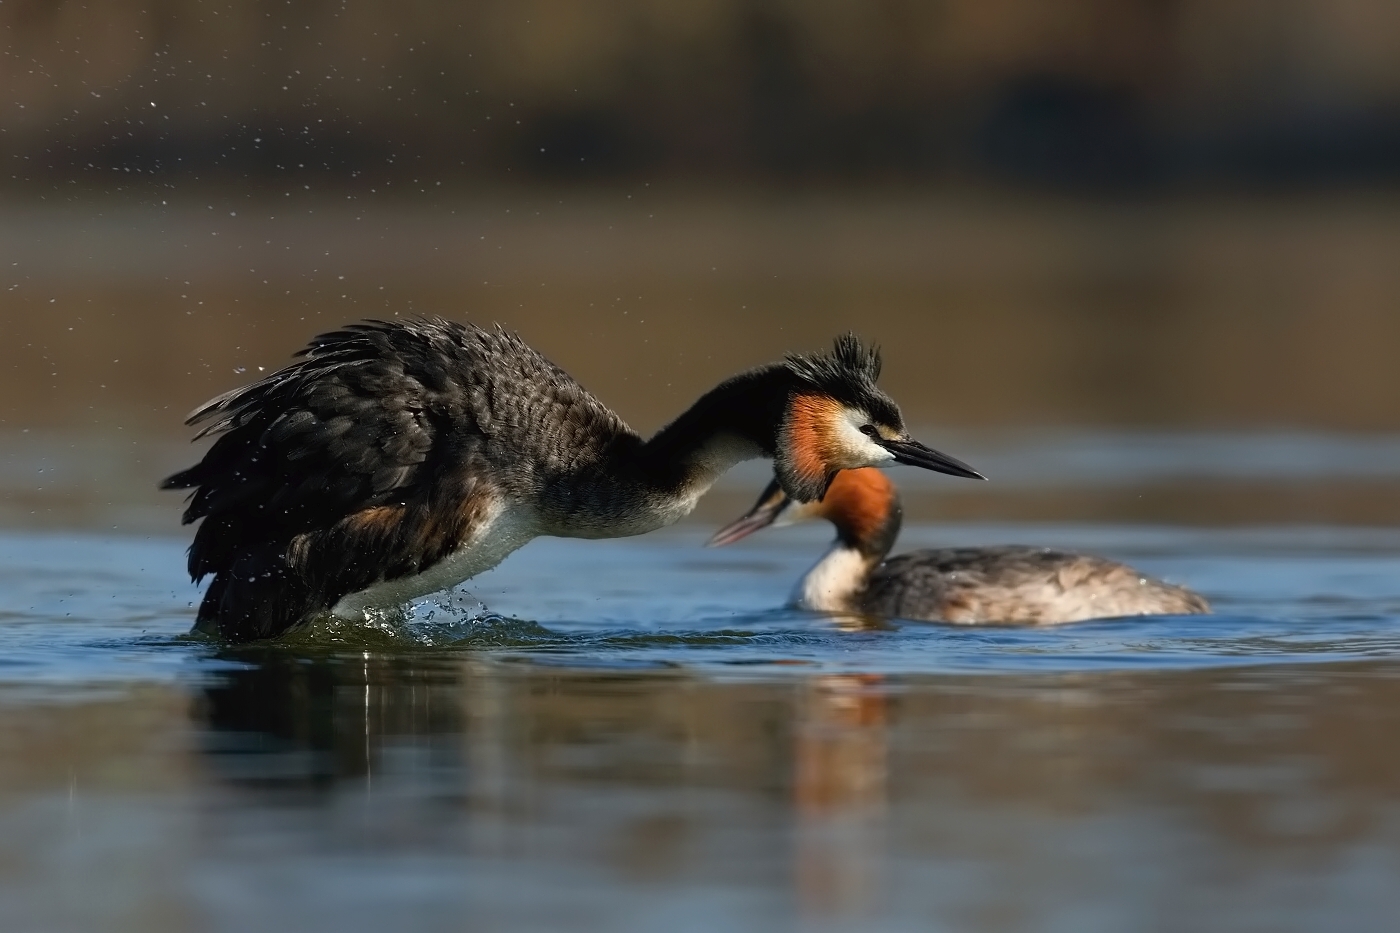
(774, 335, 983, 503)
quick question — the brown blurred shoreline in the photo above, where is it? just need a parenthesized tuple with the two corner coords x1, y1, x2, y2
(4, 189, 1400, 433)
(6, 188, 1400, 532)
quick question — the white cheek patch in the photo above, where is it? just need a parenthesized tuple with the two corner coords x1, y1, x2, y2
(833, 411, 895, 468)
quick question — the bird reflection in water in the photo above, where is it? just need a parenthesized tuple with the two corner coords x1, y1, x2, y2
(193, 649, 468, 797)
(194, 645, 900, 920)
(792, 673, 891, 926)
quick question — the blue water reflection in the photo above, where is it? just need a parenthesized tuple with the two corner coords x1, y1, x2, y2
(3, 522, 1400, 932)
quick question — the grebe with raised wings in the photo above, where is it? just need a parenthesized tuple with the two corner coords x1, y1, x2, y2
(710, 467, 1209, 624)
(164, 319, 983, 641)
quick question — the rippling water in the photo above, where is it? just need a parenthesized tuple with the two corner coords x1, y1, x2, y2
(3, 518, 1400, 932)
(8, 523, 1400, 682)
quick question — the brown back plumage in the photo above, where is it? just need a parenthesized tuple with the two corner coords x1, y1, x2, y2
(865, 545, 1211, 624)
(163, 318, 636, 640)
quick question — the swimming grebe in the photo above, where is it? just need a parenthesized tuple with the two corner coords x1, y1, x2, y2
(710, 467, 1209, 624)
(164, 319, 983, 641)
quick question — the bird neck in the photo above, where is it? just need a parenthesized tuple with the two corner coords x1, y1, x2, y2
(833, 491, 902, 563)
(792, 543, 881, 613)
(638, 364, 793, 501)
(792, 498, 901, 613)
(539, 365, 794, 538)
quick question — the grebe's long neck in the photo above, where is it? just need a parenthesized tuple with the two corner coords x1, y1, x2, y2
(792, 487, 903, 613)
(540, 366, 791, 537)
(638, 364, 792, 494)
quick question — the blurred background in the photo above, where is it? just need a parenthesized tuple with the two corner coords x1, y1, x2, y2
(4, 0, 1400, 529)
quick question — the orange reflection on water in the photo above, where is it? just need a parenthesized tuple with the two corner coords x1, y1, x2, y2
(793, 673, 891, 925)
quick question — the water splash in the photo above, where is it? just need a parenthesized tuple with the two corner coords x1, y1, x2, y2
(275, 588, 556, 650)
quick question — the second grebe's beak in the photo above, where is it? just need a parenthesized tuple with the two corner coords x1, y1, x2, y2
(880, 437, 986, 480)
(707, 478, 790, 547)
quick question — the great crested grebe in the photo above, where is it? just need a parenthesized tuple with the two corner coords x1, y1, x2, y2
(163, 319, 983, 642)
(710, 467, 1209, 624)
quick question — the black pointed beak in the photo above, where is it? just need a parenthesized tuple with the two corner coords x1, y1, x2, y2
(707, 479, 789, 547)
(881, 438, 986, 480)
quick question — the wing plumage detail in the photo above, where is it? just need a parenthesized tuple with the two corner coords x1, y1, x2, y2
(163, 318, 635, 640)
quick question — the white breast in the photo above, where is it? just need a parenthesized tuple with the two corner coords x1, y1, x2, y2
(791, 544, 870, 613)
(331, 500, 542, 620)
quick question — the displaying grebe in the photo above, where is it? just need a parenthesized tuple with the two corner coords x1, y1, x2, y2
(164, 319, 983, 641)
(710, 468, 1209, 624)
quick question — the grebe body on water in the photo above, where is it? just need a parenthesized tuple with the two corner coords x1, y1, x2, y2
(164, 319, 982, 641)
(711, 468, 1209, 624)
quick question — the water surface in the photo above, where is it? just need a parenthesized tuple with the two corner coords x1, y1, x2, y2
(3, 519, 1400, 932)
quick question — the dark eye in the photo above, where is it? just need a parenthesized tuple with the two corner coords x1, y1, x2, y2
(859, 424, 879, 438)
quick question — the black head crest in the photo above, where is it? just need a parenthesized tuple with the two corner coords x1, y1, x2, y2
(785, 334, 881, 390)
(783, 334, 901, 430)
